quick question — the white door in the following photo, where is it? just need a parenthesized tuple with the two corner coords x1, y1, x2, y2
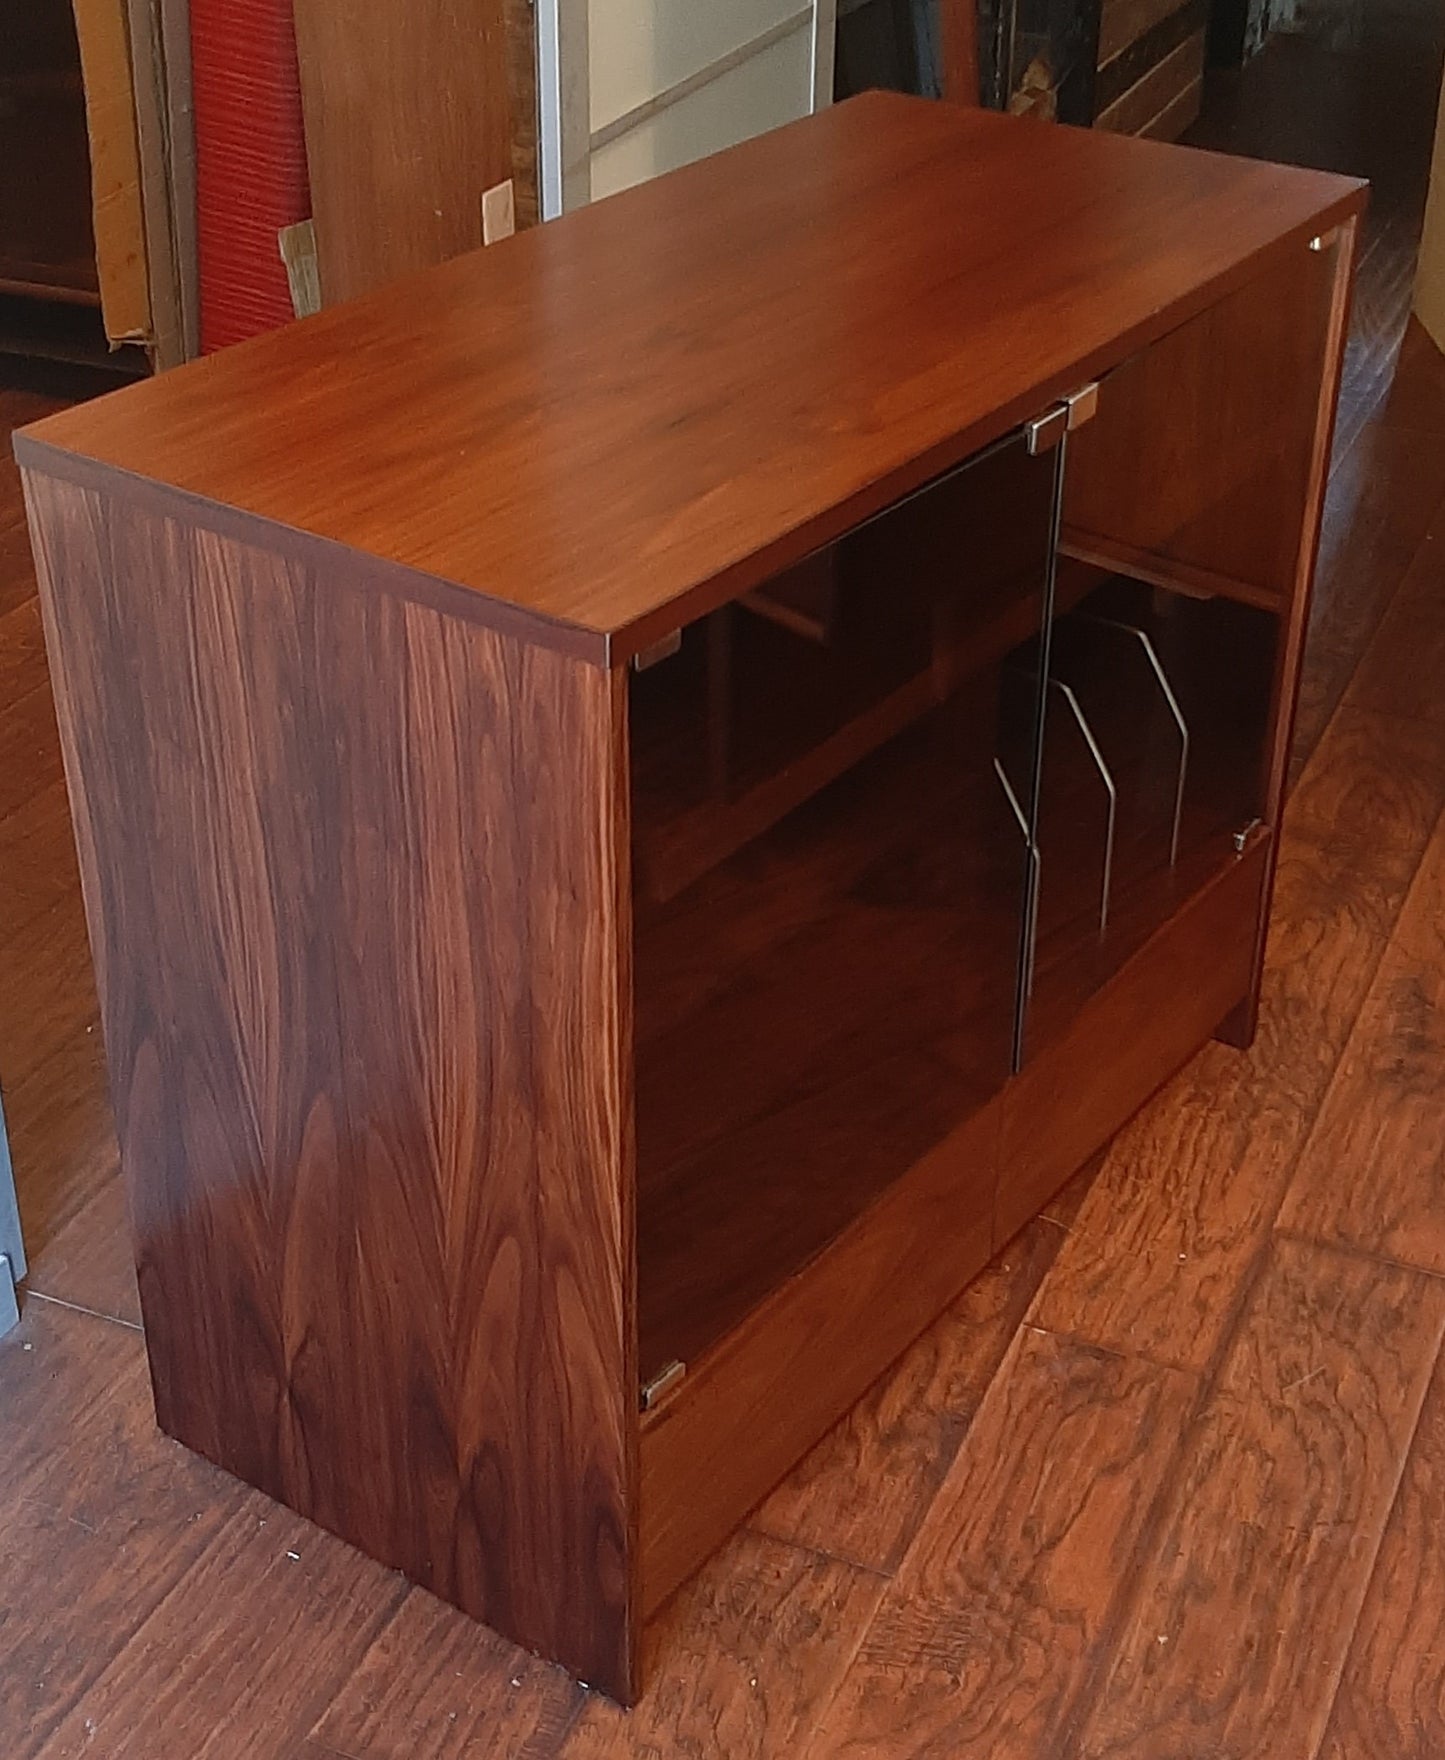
(537, 0, 838, 216)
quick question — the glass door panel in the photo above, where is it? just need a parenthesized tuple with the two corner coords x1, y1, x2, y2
(630, 431, 1057, 1385)
(1018, 572, 1278, 1063)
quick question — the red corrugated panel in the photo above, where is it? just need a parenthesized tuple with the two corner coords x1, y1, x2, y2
(191, 0, 311, 352)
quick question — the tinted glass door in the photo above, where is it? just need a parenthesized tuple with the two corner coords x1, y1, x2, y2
(630, 429, 1059, 1386)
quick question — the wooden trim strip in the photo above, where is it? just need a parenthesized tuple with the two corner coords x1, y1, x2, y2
(1141, 74, 1203, 141)
(1232, 215, 1362, 1041)
(1097, 0, 1189, 69)
(13, 436, 613, 667)
(1094, 0, 1207, 117)
(1060, 528, 1287, 612)
(1096, 32, 1204, 138)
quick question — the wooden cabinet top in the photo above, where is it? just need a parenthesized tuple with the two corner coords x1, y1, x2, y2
(16, 92, 1363, 664)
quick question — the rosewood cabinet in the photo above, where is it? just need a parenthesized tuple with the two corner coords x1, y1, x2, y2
(16, 94, 1362, 1703)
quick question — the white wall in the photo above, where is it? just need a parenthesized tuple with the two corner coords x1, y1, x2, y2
(590, 7, 814, 198)
(537, 0, 832, 216)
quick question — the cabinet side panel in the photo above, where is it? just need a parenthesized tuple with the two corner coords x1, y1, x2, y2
(23, 471, 637, 1699)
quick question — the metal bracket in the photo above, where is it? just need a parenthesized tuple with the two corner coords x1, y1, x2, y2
(1026, 404, 1068, 456)
(0, 1254, 18, 1337)
(1026, 381, 1100, 454)
(1233, 818, 1263, 853)
(994, 759, 1041, 1011)
(1077, 615, 1190, 867)
(1049, 678, 1118, 934)
(1065, 381, 1100, 431)
(631, 629, 682, 672)
(0, 1091, 24, 1338)
(641, 1359, 686, 1411)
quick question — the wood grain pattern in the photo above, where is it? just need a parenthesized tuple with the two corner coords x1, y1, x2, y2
(23, 471, 639, 1699)
(0, 778, 76, 943)
(1064, 231, 1340, 615)
(32, 1502, 405, 1760)
(753, 1206, 1085, 1575)
(941, 0, 981, 103)
(14, 91, 1362, 1708)
(15, 95, 1365, 660)
(563, 1531, 885, 1758)
(1095, 30, 1205, 137)
(1075, 1237, 1445, 1759)
(0, 1302, 231, 1759)
(1277, 806, 1445, 1272)
(1319, 1356, 1445, 1760)
(997, 836, 1266, 1247)
(804, 1329, 1195, 1759)
(0, 673, 63, 821)
(1140, 74, 1203, 142)
(310, 1587, 587, 1758)
(1030, 697, 1439, 1371)
(1, 9, 1440, 1747)
(1338, 507, 1445, 729)
(293, 0, 524, 305)
(23, 1171, 141, 1327)
(638, 1096, 1000, 1619)
(504, 0, 539, 228)
(1291, 416, 1445, 768)
(1097, 0, 1191, 69)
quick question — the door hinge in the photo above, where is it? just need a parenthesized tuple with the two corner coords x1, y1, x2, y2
(1026, 381, 1099, 454)
(640, 1359, 686, 1411)
(632, 629, 683, 672)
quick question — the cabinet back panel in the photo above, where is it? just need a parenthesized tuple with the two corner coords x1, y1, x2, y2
(1062, 239, 1337, 606)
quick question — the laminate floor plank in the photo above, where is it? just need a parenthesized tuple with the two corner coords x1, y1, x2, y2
(0, 677, 63, 823)
(1373, 315, 1445, 435)
(32, 1505, 407, 1760)
(3, 1021, 117, 1250)
(0, 394, 58, 621)
(559, 1532, 886, 1759)
(1277, 805, 1445, 1273)
(801, 1331, 1195, 1759)
(1072, 1237, 1445, 1760)
(1290, 419, 1445, 767)
(23, 1169, 141, 1325)
(0, 1303, 235, 1759)
(752, 1193, 1092, 1575)
(0, 892, 100, 1095)
(1339, 519, 1445, 728)
(0, 594, 45, 704)
(0, 778, 83, 948)
(1317, 1355, 1445, 1759)
(308, 1588, 589, 1760)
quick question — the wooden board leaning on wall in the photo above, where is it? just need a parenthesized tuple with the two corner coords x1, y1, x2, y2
(1094, 0, 1207, 139)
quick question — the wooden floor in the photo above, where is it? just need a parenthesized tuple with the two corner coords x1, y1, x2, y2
(5, 10, 1445, 1755)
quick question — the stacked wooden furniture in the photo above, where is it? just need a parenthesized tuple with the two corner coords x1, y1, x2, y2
(16, 95, 1362, 1703)
(1093, 0, 1205, 138)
